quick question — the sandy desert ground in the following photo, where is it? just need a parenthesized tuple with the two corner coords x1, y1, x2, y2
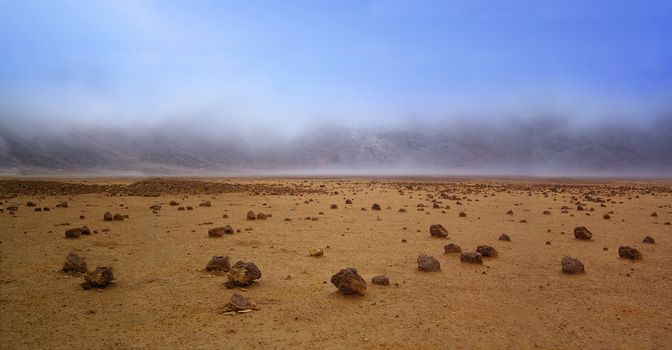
(1, 177, 671, 349)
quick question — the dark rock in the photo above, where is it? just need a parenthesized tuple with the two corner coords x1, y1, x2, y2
(371, 275, 390, 286)
(498, 233, 511, 241)
(63, 253, 87, 275)
(460, 251, 483, 264)
(330, 267, 367, 295)
(506, 210, 514, 215)
(226, 261, 261, 287)
(345, 199, 353, 204)
(246, 211, 256, 220)
(206, 255, 231, 274)
(199, 201, 211, 207)
(170, 200, 179, 206)
(444, 243, 462, 254)
(561, 257, 585, 274)
(80, 226, 91, 235)
(256, 213, 267, 220)
(429, 224, 448, 238)
(330, 204, 338, 209)
(371, 203, 381, 210)
(65, 227, 82, 238)
(603, 213, 611, 219)
(208, 227, 229, 237)
(225, 293, 257, 311)
(642, 236, 655, 244)
(417, 254, 440, 272)
(113, 213, 124, 221)
(574, 226, 592, 240)
(26, 201, 36, 207)
(618, 246, 642, 260)
(56, 202, 68, 208)
(81, 266, 114, 289)
(458, 211, 467, 217)
(476, 245, 498, 257)
(103, 211, 113, 221)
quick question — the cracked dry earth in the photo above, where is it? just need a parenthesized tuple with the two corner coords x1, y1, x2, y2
(1, 178, 671, 349)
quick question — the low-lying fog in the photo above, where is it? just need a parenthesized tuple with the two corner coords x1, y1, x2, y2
(1, 115, 670, 178)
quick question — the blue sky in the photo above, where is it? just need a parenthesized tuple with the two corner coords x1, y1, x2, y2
(1, 0, 671, 132)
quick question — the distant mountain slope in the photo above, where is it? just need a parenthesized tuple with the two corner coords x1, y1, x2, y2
(1, 117, 671, 177)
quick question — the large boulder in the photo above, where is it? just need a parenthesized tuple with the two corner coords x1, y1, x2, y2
(561, 257, 585, 274)
(205, 256, 231, 274)
(618, 246, 642, 260)
(63, 253, 87, 275)
(417, 254, 440, 272)
(429, 224, 448, 238)
(330, 267, 367, 295)
(574, 226, 592, 240)
(226, 261, 261, 288)
(81, 266, 114, 289)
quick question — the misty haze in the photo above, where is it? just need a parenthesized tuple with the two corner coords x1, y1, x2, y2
(1, 1, 671, 350)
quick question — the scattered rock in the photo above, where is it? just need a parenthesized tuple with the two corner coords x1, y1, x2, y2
(199, 201, 211, 207)
(476, 245, 498, 257)
(226, 261, 261, 288)
(574, 226, 593, 240)
(642, 236, 655, 244)
(206, 256, 231, 274)
(417, 254, 440, 272)
(170, 200, 179, 206)
(460, 251, 483, 264)
(618, 246, 642, 260)
(65, 227, 83, 238)
(56, 202, 68, 208)
(651, 212, 658, 217)
(330, 204, 338, 209)
(429, 224, 448, 238)
(331, 267, 367, 295)
(498, 233, 511, 241)
(63, 253, 87, 275)
(246, 211, 256, 220)
(256, 213, 267, 220)
(444, 243, 462, 254)
(224, 293, 258, 312)
(103, 211, 113, 221)
(150, 205, 161, 210)
(81, 266, 114, 290)
(371, 275, 390, 286)
(561, 257, 585, 274)
(458, 211, 466, 217)
(345, 199, 353, 204)
(506, 210, 513, 215)
(309, 248, 324, 257)
(603, 213, 611, 220)
(371, 203, 381, 211)
(208, 227, 232, 237)
(113, 213, 124, 221)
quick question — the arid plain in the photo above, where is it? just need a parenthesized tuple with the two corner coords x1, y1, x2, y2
(1, 178, 671, 349)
